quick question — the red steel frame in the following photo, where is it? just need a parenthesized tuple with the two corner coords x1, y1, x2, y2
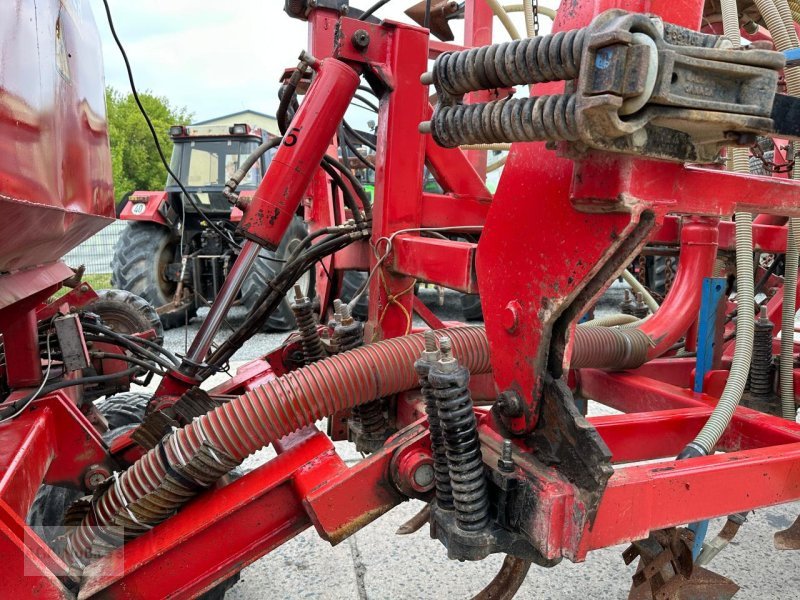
(4, 1, 800, 597)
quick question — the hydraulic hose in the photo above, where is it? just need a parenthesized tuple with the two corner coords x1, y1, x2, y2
(680, 0, 755, 457)
(570, 217, 718, 370)
(773, 0, 800, 421)
(485, 0, 522, 39)
(65, 326, 491, 564)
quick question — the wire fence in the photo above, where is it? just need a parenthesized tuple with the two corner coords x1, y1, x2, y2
(63, 221, 126, 286)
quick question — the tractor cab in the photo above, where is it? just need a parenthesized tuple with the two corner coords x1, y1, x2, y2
(166, 123, 274, 218)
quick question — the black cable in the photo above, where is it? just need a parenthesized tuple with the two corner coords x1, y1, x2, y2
(89, 352, 167, 376)
(424, 0, 432, 28)
(320, 160, 364, 224)
(322, 155, 373, 219)
(0, 367, 140, 420)
(354, 94, 379, 113)
(205, 228, 365, 370)
(359, 0, 393, 21)
(344, 121, 377, 150)
(351, 101, 379, 114)
(101, 0, 239, 252)
(120, 333, 181, 366)
(82, 324, 176, 370)
(344, 137, 375, 171)
(277, 83, 298, 136)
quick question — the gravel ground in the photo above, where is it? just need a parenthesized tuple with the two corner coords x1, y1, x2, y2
(151, 285, 800, 600)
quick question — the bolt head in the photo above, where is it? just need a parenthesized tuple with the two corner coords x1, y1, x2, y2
(352, 29, 370, 50)
(84, 464, 111, 491)
(497, 390, 524, 418)
(413, 463, 434, 488)
(501, 301, 522, 334)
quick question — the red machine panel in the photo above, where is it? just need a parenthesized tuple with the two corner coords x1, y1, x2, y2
(0, 0, 114, 273)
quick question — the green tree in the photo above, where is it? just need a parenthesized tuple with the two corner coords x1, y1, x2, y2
(105, 87, 192, 202)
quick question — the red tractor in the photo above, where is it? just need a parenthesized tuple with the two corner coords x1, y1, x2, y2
(113, 124, 311, 330)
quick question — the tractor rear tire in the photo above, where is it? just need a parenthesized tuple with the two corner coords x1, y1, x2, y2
(111, 222, 196, 330)
(240, 217, 313, 331)
(95, 391, 150, 429)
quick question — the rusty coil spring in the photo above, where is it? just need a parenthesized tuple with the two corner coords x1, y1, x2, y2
(333, 320, 363, 353)
(415, 333, 453, 510)
(429, 94, 579, 148)
(355, 400, 387, 434)
(749, 310, 774, 399)
(430, 347, 489, 531)
(65, 327, 491, 561)
(431, 28, 586, 98)
(291, 293, 326, 365)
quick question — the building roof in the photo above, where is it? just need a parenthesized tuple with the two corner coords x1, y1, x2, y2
(193, 109, 276, 125)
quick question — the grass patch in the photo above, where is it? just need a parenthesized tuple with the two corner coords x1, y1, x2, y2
(49, 272, 113, 300)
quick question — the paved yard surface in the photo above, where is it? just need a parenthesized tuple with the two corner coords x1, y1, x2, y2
(145, 287, 800, 600)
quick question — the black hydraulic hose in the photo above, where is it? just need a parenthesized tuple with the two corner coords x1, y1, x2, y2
(223, 136, 282, 200)
(322, 155, 373, 219)
(1, 367, 141, 419)
(205, 230, 362, 370)
(320, 160, 364, 224)
(120, 333, 180, 366)
(89, 352, 167, 377)
(344, 121, 377, 150)
(277, 78, 302, 135)
(344, 137, 375, 171)
(359, 0, 393, 20)
(101, 0, 240, 253)
(82, 325, 176, 370)
(354, 94, 379, 113)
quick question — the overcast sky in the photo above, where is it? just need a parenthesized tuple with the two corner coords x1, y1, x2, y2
(96, 1, 549, 125)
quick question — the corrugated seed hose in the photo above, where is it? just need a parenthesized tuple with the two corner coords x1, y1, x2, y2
(65, 327, 491, 563)
(681, 0, 756, 456)
(770, 0, 800, 421)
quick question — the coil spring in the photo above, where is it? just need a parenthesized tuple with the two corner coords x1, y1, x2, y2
(333, 320, 363, 353)
(431, 28, 586, 98)
(415, 333, 453, 510)
(429, 343, 489, 531)
(65, 326, 492, 561)
(356, 400, 387, 434)
(749, 309, 774, 399)
(333, 311, 387, 436)
(430, 94, 579, 148)
(291, 289, 326, 365)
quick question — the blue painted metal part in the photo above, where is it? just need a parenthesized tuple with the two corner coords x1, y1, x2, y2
(689, 519, 710, 560)
(693, 277, 727, 393)
(690, 277, 727, 559)
(786, 48, 800, 68)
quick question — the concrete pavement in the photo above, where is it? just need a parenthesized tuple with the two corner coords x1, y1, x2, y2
(153, 288, 800, 599)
